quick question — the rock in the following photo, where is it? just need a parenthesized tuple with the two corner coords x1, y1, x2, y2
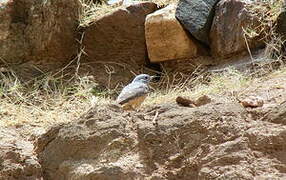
(34, 124, 65, 154)
(145, 4, 205, 62)
(176, 95, 211, 107)
(275, 3, 286, 39)
(137, 100, 247, 175)
(0, 0, 81, 64)
(176, 96, 196, 107)
(38, 106, 140, 179)
(0, 127, 43, 179)
(210, 0, 265, 58)
(37, 97, 286, 179)
(261, 101, 286, 125)
(195, 95, 211, 106)
(276, 10, 286, 36)
(275, 5, 286, 57)
(240, 96, 264, 108)
(82, 2, 158, 88)
(198, 135, 286, 179)
(175, 0, 220, 45)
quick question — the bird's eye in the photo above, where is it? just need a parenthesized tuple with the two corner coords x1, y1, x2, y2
(145, 76, 148, 79)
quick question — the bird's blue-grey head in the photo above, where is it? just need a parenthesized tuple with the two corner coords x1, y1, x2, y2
(132, 74, 153, 84)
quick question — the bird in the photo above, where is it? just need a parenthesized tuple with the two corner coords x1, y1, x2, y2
(116, 74, 153, 110)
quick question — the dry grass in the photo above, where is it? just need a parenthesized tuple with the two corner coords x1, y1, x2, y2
(79, 0, 177, 27)
(244, 0, 285, 60)
(0, 70, 112, 127)
(0, 64, 286, 128)
(144, 68, 251, 106)
(79, 0, 120, 27)
(145, 65, 286, 107)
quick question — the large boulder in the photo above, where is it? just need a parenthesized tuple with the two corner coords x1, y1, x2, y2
(0, 127, 43, 180)
(38, 106, 143, 179)
(82, 2, 158, 89)
(0, 0, 81, 64)
(175, 0, 220, 45)
(37, 89, 286, 179)
(145, 4, 206, 63)
(210, 0, 265, 58)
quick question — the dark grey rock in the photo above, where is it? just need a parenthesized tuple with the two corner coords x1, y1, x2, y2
(175, 0, 220, 45)
(209, 0, 265, 58)
(276, 8, 286, 39)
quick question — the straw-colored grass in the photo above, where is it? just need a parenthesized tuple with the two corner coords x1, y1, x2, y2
(79, 0, 177, 27)
(244, 0, 285, 60)
(144, 68, 251, 106)
(1, 64, 286, 128)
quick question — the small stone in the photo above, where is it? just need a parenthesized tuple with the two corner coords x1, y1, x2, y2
(241, 96, 264, 108)
(195, 95, 212, 106)
(176, 96, 196, 107)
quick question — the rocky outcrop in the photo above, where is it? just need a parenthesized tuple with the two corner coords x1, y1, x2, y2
(0, 0, 81, 64)
(210, 0, 265, 58)
(82, 2, 158, 89)
(37, 94, 286, 179)
(175, 0, 220, 45)
(38, 106, 143, 179)
(145, 4, 205, 62)
(0, 127, 43, 180)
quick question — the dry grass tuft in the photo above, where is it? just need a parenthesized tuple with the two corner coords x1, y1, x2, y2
(244, 0, 285, 60)
(1, 64, 286, 128)
(78, 0, 177, 27)
(144, 68, 251, 106)
(0, 68, 112, 127)
(79, 0, 118, 27)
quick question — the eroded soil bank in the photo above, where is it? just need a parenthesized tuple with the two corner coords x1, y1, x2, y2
(1, 70, 286, 180)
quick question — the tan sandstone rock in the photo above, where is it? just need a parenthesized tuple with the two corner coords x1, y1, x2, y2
(145, 4, 204, 62)
(210, 0, 265, 58)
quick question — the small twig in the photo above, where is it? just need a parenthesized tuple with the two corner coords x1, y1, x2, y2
(152, 110, 159, 126)
(243, 27, 254, 63)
